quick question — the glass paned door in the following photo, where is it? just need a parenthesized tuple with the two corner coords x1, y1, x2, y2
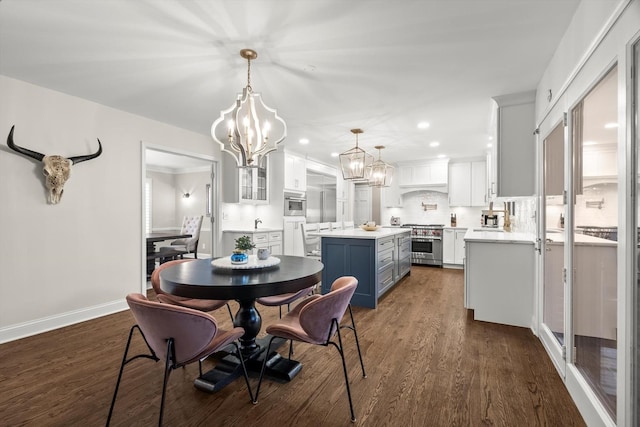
(543, 122, 566, 348)
(571, 65, 618, 420)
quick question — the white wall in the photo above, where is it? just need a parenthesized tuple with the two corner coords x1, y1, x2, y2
(535, 1, 620, 121)
(174, 170, 212, 255)
(0, 75, 220, 342)
(148, 170, 178, 229)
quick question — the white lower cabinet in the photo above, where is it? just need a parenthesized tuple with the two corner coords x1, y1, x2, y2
(443, 229, 455, 264)
(283, 217, 305, 256)
(222, 230, 283, 256)
(263, 231, 283, 255)
(443, 228, 466, 267)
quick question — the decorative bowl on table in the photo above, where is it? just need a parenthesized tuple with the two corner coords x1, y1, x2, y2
(360, 224, 381, 231)
(212, 255, 281, 270)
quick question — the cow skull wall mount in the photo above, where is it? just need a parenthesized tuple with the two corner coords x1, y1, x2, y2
(6, 125, 103, 204)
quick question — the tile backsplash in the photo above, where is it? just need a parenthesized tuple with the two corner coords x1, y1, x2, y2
(382, 190, 537, 233)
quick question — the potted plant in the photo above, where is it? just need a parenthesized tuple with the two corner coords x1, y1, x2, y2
(231, 235, 255, 264)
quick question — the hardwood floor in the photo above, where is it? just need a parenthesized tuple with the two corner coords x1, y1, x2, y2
(0, 267, 586, 426)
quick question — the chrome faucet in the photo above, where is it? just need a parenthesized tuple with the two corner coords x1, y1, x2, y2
(255, 218, 262, 229)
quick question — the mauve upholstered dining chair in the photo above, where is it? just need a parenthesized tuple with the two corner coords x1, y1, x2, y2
(256, 286, 315, 319)
(106, 293, 253, 426)
(253, 276, 366, 422)
(151, 259, 234, 322)
(256, 285, 316, 358)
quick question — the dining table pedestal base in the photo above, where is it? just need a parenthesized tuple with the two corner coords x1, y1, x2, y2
(257, 350, 302, 382)
(193, 337, 302, 393)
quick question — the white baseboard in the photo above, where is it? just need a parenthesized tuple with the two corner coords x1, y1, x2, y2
(0, 299, 129, 344)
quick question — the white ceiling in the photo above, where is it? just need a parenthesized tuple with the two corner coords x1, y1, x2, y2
(0, 0, 582, 167)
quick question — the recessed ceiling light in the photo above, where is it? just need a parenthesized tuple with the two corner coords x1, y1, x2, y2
(417, 122, 430, 129)
(604, 122, 618, 129)
(487, 143, 493, 148)
(488, 136, 494, 141)
(331, 152, 339, 157)
(429, 141, 440, 147)
(299, 138, 309, 145)
(437, 154, 446, 159)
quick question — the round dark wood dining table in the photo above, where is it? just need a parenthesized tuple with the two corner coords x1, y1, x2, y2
(160, 255, 323, 355)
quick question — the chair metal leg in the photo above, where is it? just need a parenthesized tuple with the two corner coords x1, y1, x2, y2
(232, 342, 254, 402)
(225, 303, 234, 323)
(254, 335, 277, 403)
(158, 338, 176, 427)
(346, 304, 366, 378)
(107, 326, 136, 426)
(106, 325, 159, 426)
(330, 319, 356, 423)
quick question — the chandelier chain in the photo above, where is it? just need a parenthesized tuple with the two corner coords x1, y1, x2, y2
(246, 55, 252, 92)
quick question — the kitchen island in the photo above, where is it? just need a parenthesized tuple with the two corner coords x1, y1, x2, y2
(464, 228, 536, 329)
(311, 227, 411, 308)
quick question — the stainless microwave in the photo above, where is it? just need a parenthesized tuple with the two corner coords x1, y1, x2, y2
(284, 195, 306, 216)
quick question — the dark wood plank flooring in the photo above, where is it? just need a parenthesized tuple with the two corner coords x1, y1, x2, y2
(0, 266, 586, 426)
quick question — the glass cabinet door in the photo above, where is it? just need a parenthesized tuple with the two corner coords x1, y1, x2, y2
(239, 163, 268, 203)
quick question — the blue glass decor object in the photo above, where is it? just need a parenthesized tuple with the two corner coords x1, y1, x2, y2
(230, 251, 249, 264)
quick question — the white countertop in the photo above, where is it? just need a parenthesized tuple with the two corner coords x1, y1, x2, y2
(222, 228, 283, 233)
(545, 230, 617, 246)
(464, 228, 536, 244)
(309, 227, 410, 240)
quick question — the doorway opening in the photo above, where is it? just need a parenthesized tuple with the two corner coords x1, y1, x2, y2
(142, 146, 218, 289)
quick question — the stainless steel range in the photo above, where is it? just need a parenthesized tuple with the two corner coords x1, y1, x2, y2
(402, 224, 444, 267)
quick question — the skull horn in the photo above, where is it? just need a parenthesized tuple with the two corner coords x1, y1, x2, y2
(7, 125, 45, 162)
(68, 139, 102, 164)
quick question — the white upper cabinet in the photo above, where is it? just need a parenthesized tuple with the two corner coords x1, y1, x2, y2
(491, 90, 536, 197)
(222, 154, 269, 204)
(284, 153, 307, 192)
(448, 163, 471, 206)
(448, 161, 487, 207)
(398, 159, 449, 187)
(470, 161, 487, 206)
(583, 145, 617, 180)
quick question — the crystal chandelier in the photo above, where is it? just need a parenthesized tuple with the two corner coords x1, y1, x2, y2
(339, 128, 373, 180)
(211, 49, 287, 168)
(368, 145, 394, 187)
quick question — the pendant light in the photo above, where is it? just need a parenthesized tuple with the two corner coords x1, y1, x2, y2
(339, 128, 373, 180)
(211, 49, 287, 168)
(368, 145, 394, 187)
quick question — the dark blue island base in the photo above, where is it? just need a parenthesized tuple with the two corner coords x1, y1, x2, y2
(319, 229, 411, 308)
